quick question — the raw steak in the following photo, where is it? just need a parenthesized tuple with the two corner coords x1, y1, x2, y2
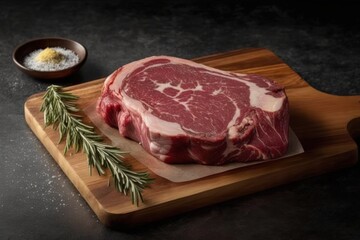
(97, 56, 289, 165)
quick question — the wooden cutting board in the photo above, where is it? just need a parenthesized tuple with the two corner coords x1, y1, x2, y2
(24, 48, 360, 228)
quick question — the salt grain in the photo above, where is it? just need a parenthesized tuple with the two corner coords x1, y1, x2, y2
(23, 47, 79, 71)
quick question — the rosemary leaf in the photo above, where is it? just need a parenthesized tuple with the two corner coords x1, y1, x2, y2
(40, 85, 152, 205)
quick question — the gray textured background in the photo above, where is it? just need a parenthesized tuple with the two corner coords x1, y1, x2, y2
(1, 1, 359, 239)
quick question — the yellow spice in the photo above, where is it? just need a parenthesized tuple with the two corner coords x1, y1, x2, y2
(35, 47, 64, 63)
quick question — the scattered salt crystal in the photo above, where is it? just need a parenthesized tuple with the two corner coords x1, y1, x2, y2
(23, 47, 79, 71)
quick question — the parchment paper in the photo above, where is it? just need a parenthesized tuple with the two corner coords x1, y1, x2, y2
(84, 103, 304, 182)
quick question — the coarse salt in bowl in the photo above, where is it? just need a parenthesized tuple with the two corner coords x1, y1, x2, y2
(12, 37, 87, 79)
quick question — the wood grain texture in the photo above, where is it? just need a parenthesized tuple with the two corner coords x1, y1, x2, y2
(24, 48, 360, 228)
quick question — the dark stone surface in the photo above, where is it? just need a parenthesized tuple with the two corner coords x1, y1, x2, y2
(1, 1, 359, 239)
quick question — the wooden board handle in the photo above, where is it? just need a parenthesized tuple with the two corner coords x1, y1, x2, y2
(348, 116, 360, 141)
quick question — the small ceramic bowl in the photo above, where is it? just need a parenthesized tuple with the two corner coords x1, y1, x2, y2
(12, 37, 87, 79)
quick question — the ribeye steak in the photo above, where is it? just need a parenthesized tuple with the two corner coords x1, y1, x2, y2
(97, 56, 289, 165)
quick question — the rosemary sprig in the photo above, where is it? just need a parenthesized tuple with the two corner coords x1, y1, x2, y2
(40, 85, 152, 205)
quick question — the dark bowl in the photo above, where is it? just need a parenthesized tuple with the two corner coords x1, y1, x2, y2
(12, 37, 87, 79)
